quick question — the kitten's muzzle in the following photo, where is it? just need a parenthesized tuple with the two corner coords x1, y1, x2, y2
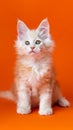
(30, 46, 35, 50)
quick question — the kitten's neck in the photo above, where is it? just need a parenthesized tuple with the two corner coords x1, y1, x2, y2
(17, 54, 53, 68)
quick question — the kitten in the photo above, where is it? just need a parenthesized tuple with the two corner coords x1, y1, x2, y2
(0, 19, 70, 115)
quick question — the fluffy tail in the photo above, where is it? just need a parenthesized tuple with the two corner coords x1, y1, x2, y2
(0, 91, 15, 102)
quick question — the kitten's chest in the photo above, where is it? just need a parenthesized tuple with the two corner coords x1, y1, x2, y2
(19, 62, 49, 86)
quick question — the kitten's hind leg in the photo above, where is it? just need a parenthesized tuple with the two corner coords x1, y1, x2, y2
(58, 97, 70, 107)
(54, 81, 70, 107)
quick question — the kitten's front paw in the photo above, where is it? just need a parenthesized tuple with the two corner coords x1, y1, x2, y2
(17, 105, 31, 114)
(39, 107, 53, 116)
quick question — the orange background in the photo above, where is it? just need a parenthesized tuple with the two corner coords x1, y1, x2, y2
(0, 0, 73, 130)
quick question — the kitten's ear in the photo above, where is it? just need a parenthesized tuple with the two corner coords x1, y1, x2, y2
(17, 19, 29, 40)
(37, 18, 50, 39)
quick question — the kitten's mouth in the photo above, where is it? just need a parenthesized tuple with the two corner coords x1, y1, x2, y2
(29, 50, 37, 55)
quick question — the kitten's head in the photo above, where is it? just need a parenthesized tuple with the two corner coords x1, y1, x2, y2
(15, 18, 54, 58)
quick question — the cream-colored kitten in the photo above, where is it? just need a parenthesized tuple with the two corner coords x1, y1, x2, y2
(0, 19, 70, 115)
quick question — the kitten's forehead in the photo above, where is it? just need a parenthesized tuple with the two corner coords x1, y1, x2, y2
(29, 30, 37, 39)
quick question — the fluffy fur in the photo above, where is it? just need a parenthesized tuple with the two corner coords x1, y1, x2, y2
(0, 19, 70, 115)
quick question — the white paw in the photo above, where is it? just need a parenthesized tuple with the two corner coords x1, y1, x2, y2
(58, 97, 70, 107)
(17, 105, 31, 114)
(39, 107, 53, 115)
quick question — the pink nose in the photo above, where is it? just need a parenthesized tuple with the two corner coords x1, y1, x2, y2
(30, 46, 35, 50)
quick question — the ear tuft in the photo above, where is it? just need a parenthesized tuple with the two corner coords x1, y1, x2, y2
(40, 18, 49, 28)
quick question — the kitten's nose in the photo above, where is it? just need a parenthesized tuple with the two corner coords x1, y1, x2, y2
(30, 46, 35, 50)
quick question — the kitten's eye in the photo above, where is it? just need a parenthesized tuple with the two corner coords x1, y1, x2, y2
(35, 40, 41, 45)
(25, 41, 30, 45)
